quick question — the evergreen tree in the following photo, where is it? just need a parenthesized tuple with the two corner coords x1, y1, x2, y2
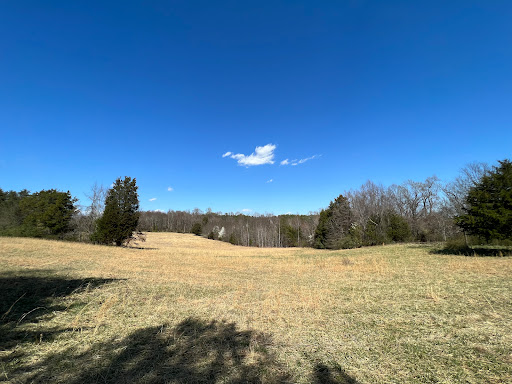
(191, 222, 202, 236)
(0, 189, 25, 233)
(0, 189, 76, 238)
(313, 209, 330, 249)
(228, 233, 238, 245)
(92, 177, 140, 246)
(19, 189, 77, 238)
(386, 212, 411, 242)
(313, 194, 354, 249)
(456, 159, 512, 242)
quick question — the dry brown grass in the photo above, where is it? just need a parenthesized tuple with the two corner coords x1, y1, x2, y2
(1, 234, 511, 383)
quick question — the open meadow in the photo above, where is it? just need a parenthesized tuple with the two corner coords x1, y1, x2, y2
(1, 233, 511, 383)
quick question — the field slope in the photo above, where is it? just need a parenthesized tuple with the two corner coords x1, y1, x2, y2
(1, 233, 511, 383)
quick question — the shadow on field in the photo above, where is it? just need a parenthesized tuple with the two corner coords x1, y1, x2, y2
(313, 363, 359, 384)
(0, 271, 118, 351)
(24, 317, 291, 383)
(1, 272, 358, 384)
(430, 246, 512, 257)
(20, 317, 358, 384)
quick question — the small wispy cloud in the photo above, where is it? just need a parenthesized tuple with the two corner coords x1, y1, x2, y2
(298, 155, 319, 164)
(149, 198, 157, 202)
(241, 208, 252, 213)
(266, 179, 273, 183)
(153, 209, 165, 213)
(167, 187, 174, 192)
(223, 144, 276, 166)
(282, 154, 321, 166)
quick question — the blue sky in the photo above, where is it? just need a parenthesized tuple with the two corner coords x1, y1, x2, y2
(1, 1, 511, 214)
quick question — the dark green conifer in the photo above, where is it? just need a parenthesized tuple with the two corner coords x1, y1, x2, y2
(313, 194, 353, 249)
(456, 159, 512, 242)
(386, 213, 411, 242)
(92, 177, 140, 246)
(191, 222, 202, 236)
(19, 189, 77, 238)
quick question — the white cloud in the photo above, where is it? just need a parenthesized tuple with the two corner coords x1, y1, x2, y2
(282, 154, 320, 166)
(266, 179, 273, 183)
(223, 144, 276, 166)
(149, 198, 157, 202)
(167, 186, 174, 192)
(298, 155, 319, 164)
(153, 209, 165, 213)
(241, 208, 252, 213)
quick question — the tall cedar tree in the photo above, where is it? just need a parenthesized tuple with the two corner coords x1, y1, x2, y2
(313, 208, 331, 249)
(313, 194, 353, 249)
(456, 159, 512, 242)
(92, 177, 140, 246)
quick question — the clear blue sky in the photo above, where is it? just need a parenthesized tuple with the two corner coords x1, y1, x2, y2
(1, 1, 511, 214)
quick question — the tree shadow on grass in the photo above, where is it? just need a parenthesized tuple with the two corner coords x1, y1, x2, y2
(1, 272, 358, 384)
(22, 317, 292, 383)
(430, 246, 512, 257)
(17, 316, 360, 384)
(0, 271, 119, 352)
(313, 363, 359, 384)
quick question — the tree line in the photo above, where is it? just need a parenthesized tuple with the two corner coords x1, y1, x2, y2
(1, 159, 511, 248)
(1, 177, 141, 246)
(137, 175, 453, 248)
(137, 160, 510, 249)
(313, 160, 512, 249)
(138, 209, 319, 247)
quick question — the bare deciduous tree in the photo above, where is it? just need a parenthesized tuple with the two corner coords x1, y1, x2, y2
(443, 162, 489, 216)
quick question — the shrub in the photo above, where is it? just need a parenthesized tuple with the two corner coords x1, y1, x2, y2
(387, 214, 411, 242)
(191, 223, 202, 236)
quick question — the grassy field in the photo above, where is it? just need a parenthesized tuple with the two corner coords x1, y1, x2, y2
(1, 233, 511, 383)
